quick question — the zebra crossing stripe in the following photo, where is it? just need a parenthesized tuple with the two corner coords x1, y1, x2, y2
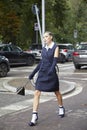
(0, 96, 54, 117)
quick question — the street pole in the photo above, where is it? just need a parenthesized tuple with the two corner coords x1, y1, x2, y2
(32, 2, 45, 47)
(36, 30, 38, 44)
(34, 5, 43, 44)
(42, 0, 45, 46)
(42, 0, 45, 36)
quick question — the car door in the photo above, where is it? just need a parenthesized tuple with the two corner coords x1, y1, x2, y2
(77, 44, 87, 63)
(0, 45, 15, 64)
(67, 45, 74, 60)
(10, 45, 27, 65)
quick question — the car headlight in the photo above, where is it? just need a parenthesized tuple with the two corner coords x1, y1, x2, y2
(2, 56, 9, 62)
(5, 58, 9, 62)
(1, 56, 5, 59)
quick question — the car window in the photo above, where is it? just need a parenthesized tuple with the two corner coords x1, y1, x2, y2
(58, 45, 74, 50)
(0, 46, 3, 51)
(77, 44, 87, 50)
(30, 44, 42, 50)
(10, 45, 22, 52)
(68, 45, 74, 50)
(58, 45, 67, 49)
(0, 46, 10, 51)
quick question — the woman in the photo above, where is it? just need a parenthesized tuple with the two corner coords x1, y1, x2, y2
(28, 31, 65, 126)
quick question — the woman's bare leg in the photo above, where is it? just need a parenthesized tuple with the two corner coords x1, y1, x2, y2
(29, 90, 41, 126)
(54, 91, 63, 106)
(33, 90, 41, 112)
(54, 91, 65, 117)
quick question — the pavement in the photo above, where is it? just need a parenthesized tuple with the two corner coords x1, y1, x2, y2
(2, 77, 76, 96)
(0, 78, 77, 130)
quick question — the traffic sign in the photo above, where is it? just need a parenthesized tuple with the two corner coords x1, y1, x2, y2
(34, 23, 39, 31)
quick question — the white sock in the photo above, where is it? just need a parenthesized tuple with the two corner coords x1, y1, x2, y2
(59, 107, 64, 115)
(31, 113, 37, 123)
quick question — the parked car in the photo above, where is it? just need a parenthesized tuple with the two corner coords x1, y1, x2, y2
(27, 43, 42, 60)
(57, 43, 75, 63)
(26, 43, 74, 63)
(72, 42, 87, 69)
(0, 43, 35, 66)
(0, 55, 10, 77)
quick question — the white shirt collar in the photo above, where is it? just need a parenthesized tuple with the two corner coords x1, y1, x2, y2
(45, 42, 54, 50)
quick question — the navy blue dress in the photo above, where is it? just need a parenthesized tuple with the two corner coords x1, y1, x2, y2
(35, 43, 59, 92)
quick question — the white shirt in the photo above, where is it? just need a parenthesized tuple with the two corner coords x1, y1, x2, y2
(45, 42, 55, 50)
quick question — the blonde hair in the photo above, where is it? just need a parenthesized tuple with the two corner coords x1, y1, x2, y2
(45, 31, 53, 36)
(44, 31, 53, 41)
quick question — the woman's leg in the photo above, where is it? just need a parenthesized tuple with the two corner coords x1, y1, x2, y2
(33, 90, 41, 112)
(54, 91, 65, 117)
(54, 91, 63, 106)
(29, 90, 41, 126)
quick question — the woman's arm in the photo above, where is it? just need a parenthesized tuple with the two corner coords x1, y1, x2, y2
(29, 59, 42, 79)
(48, 46, 59, 75)
(54, 46, 59, 58)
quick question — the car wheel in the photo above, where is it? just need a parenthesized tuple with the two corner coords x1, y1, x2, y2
(26, 56, 35, 66)
(74, 64, 81, 69)
(0, 63, 8, 77)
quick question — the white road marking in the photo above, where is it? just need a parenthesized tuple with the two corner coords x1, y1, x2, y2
(0, 96, 54, 117)
(0, 85, 82, 117)
(63, 86, 83, 99)
(67, 109, 87, 119)
(53, 85, 83, 101)
(59, 72, 87, 75)
(10, 63, 74, 72)
(63, 77, 87, 81)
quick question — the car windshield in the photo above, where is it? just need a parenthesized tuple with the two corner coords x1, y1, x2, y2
(77, 44, 87, 50)
(58, 45, 73, 50)
(0, 45, 22, 52)
(30, 44, 42, 50)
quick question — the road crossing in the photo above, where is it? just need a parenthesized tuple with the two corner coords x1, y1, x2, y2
(0, 95, 55, 117)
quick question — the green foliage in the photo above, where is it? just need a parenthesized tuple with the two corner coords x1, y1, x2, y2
(0, 1, 22, 44)
(76, 0, 87, 42)
(0, 0, 86, 48)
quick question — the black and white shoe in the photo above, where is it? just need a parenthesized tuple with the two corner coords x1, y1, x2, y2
(59, 106, 65, 118)
(28, 112, 38, 126)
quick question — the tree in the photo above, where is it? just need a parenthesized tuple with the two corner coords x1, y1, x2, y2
(76, 0, 87, 42)
(0, 1, 21, 44)
(1, 0, 86, 48)
(64, 0, 87, 43)
(42, 0, 68, 43)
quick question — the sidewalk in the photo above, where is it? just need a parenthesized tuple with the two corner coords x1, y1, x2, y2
(3, 77, 76, 96)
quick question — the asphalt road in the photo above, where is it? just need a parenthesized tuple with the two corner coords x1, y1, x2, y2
(0, 62, 87, 130)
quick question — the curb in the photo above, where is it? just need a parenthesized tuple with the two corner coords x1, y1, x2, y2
(3, 77, 76, 96)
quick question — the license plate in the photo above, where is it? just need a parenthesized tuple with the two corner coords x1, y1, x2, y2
(80, 55, 87, 58)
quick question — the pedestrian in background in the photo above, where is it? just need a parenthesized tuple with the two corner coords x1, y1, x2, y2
(28, 31, 65, 126)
